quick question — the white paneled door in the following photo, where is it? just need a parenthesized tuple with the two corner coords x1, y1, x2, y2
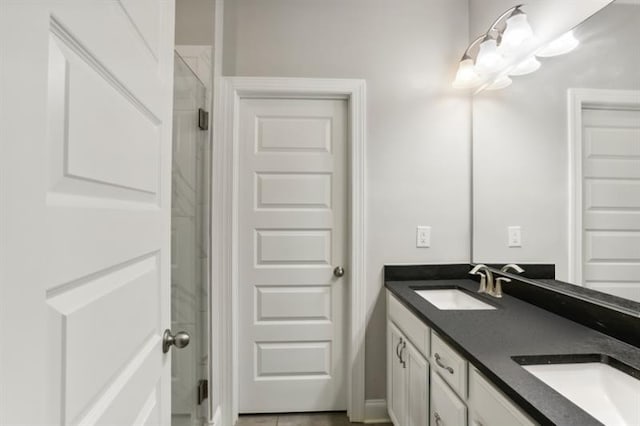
(582, 107, 640, 302)
(0, 1, 175, 424)
(238, 98, 348, 412)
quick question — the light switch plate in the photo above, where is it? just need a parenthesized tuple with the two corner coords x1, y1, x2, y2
(508, 226, 522, 247)
(416, 226, 431, 248)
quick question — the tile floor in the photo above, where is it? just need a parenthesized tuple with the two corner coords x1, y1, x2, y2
(236, 412, 392, 426)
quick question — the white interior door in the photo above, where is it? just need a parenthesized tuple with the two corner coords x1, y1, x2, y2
(581, 107, 640, 301)
(238, 98, 348, 413)
(0, 2, 175, 424)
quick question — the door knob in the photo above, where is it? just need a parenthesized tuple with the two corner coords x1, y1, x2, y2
(163, 329, 190, 353)
(333, 266, 345, 277)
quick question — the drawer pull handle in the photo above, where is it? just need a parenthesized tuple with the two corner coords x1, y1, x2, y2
(434, 412, 443, 426)
(395, 338, 403, 361)
(434, 353, 454, 374)
(399, 341, 407, 368)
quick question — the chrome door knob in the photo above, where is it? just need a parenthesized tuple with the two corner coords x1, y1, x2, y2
(163, 329, 190, 353)
(333, 266, 345, 277)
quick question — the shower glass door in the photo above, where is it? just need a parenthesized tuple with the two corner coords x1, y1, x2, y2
(171, 52, 210, 426)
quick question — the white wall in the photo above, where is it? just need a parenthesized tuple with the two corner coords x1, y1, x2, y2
(223, 0, 471, 400)
(175, 0, 215, 45)
(472, 3, 640, 280)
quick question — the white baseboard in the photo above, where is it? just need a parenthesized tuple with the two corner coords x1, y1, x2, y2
(208, 406, 222, 426)
(363, 399, 390, 424)
(210, 402, 386, 425)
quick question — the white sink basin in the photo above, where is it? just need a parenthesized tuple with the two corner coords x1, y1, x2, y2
(414, 289, 496, 310)
(523, 362, 640, 426)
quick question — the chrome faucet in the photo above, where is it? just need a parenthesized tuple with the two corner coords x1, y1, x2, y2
(469, 264, 494, 295)
(494, 264, 525, 298)
(494, 276, 509, 298)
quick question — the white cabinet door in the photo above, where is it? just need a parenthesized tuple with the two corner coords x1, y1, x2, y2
(431, 371, 467, 426)
(0, 1, 175, 424)
(468, 368, 537, 426)
(388, 321, 407, 426)
(406, 341, 429, 426)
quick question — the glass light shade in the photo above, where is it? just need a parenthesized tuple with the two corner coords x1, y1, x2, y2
(476, 38, 504, 72)
(486, 76, 512, 91)
(537, 30, 579, 57)
(509, 56, 541, 76)
(501, 13, 534, 51)
(452, 58, 481, 89)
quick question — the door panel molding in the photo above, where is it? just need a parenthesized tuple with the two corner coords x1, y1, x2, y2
(212, 77, 366, 424)
(567, 88, 640, 284)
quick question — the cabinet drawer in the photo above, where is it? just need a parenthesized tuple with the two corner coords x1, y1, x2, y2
(431, 370, 467, 426)
(388, 292, 430, 357)
(468, 368, 537, 426)
(431, 331, 468, 399)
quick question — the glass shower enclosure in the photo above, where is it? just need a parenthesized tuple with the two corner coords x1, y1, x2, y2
(171, 52, 211, 426)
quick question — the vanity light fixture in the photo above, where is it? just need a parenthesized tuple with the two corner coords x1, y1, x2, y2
(476, 34, 505, 73)
(453, 56, 482, 89)
(536, 30, 579, 57)
(452, 36, 484, 89)
(500, 6, 534, 52)
(452, 4, 580, 91)
(452, 4, 536, 91)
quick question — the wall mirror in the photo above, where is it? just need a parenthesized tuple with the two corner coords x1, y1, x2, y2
(470, 0, 640, 308)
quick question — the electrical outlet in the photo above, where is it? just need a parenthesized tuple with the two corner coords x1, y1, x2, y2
(416, 226, 431, 248)
(508, 226, 522, 247)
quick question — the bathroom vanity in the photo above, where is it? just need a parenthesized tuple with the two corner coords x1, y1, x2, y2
(385, 265, 640, 426)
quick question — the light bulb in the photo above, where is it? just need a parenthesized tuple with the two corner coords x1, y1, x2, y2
(452, 58, 481, 89)
(476, 38, 504, 72)
(537, 30, 579, 57)
(509, 56, 541, 76)
(486, 76, 512, 91)
(501, 12, 534, 51)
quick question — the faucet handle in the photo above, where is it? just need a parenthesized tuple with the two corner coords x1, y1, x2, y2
(494, 277, 511, 298)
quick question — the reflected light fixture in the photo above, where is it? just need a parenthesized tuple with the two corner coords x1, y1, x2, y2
(487, 75, 513, 90)
(509, 56, 541, 76)
(537, 30, 579, 57)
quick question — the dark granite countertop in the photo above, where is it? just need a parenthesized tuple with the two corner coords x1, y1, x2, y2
(385, 278, 640, 426)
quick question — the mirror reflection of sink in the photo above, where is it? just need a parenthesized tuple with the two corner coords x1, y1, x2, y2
(414, 289, 496, 310)
(521, 361, 640, 426)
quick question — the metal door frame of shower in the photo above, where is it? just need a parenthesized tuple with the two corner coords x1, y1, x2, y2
(173, 47, 215, 426)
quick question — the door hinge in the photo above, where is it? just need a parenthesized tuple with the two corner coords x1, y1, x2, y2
(198, 108, 209, 131)
(197, 379, 208, 405)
